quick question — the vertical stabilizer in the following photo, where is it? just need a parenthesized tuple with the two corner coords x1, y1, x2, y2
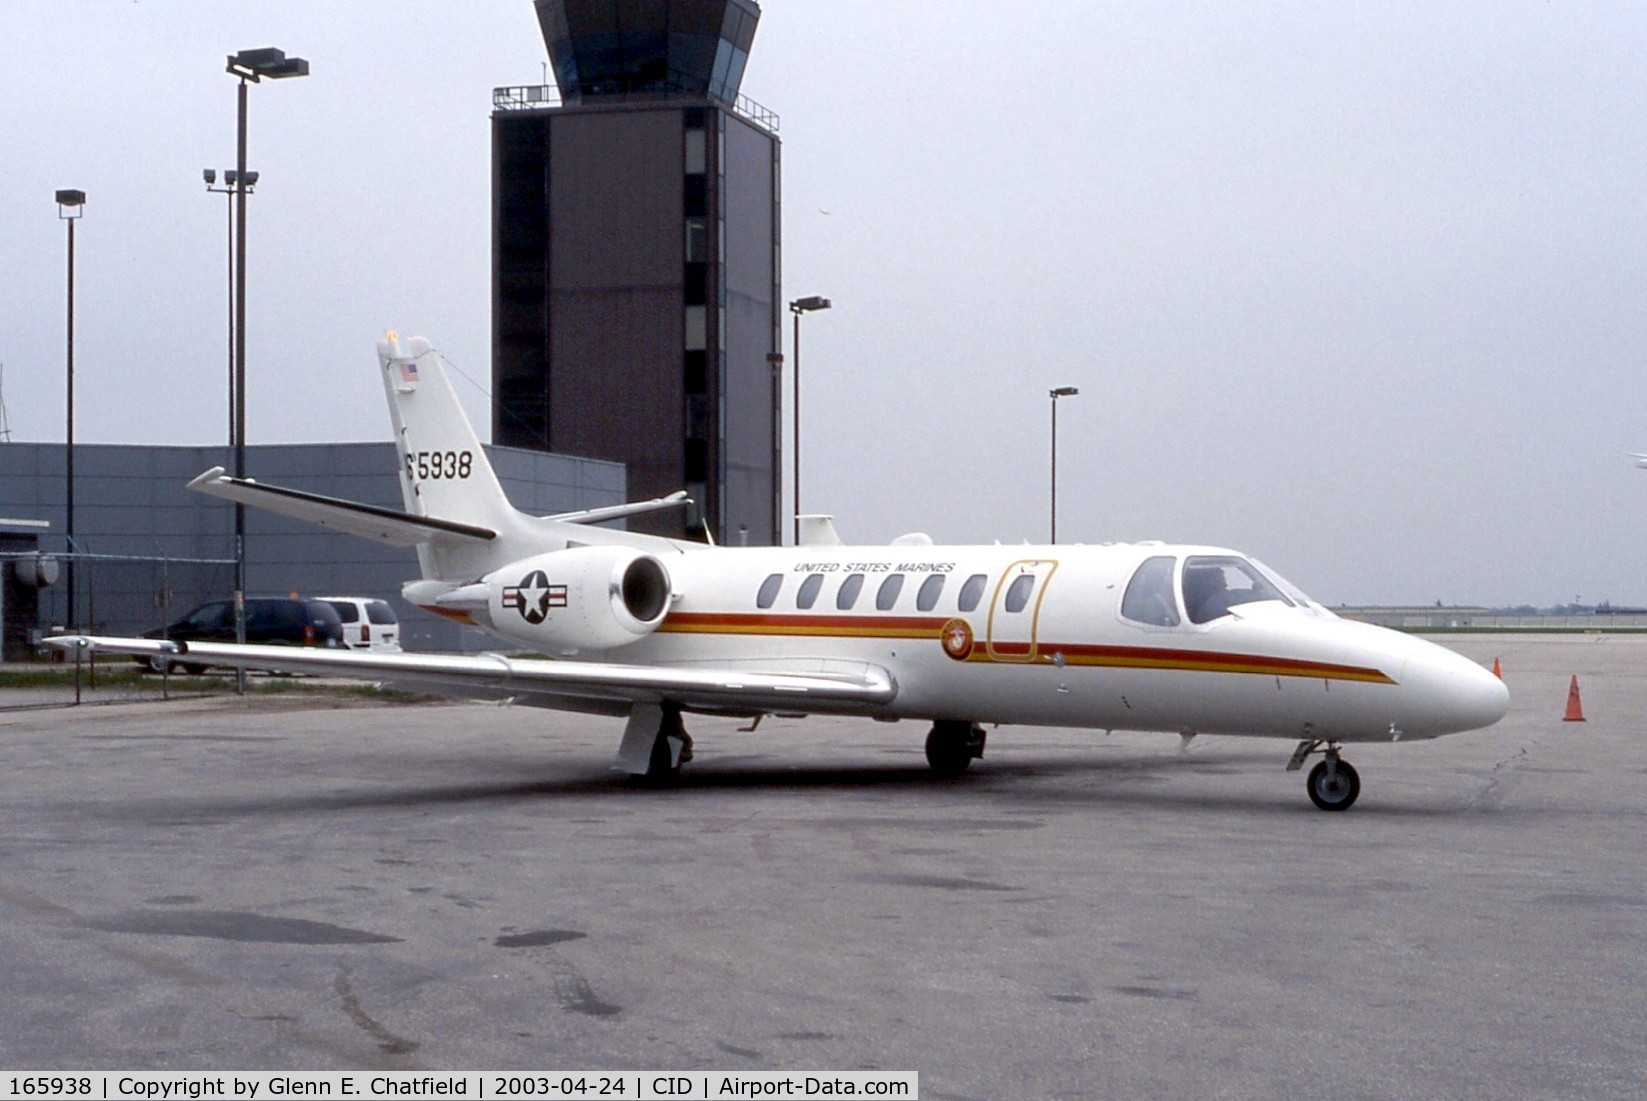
(377, 334, 520, 580)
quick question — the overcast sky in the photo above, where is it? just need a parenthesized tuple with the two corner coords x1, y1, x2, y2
(4, 1, 1646, 607)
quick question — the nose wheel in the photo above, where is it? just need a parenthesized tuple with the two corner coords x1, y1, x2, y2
(1289, 738, 1361, 812)
(1306, 757, 1360, 811)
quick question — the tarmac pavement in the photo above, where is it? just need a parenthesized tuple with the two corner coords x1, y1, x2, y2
(0, 633, 1643, 1099)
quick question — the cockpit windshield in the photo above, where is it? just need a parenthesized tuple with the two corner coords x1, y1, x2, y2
(1182, 555, 1293, 624)
(1249, 558, 1322, 613)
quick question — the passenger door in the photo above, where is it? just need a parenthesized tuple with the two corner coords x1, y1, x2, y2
(986, 559, 1058, 662)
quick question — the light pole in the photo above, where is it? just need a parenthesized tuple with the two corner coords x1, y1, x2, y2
(56, 189, 85, 629)
(224, 47, 307, 688)
(766, 351, 784, 545)
(788, 295, 830, 545)
(1049, 386, 1078, 543)
(203, 168, 256, 446)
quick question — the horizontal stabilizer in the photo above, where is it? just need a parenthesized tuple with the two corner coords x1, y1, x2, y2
(544, 490, 693, 526)
(186, 467, 495, 547)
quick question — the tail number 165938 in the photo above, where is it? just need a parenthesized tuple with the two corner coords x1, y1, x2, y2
(407, 450, 473, 481)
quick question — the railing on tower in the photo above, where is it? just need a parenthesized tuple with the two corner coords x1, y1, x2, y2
(492, 81, 779, 135)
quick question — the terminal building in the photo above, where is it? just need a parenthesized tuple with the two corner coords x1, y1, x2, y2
(0, 442, 621, 658)
(491, 0, 781, 544)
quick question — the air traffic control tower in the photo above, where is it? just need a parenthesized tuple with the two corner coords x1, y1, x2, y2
(492, 0, 780, 543)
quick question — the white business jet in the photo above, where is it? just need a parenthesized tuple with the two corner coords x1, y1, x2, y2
(51, 335, 1508, 810)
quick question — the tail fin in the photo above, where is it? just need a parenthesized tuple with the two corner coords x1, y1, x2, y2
(378, 335, 528, 582)
(378, 335, 510, 525)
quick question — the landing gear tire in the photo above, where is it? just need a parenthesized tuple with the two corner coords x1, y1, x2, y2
(1307, 758, 1360, 812)
(925, 720, 986, 777)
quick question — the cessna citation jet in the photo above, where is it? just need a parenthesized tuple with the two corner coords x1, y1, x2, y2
(51, 335, 1509, 810)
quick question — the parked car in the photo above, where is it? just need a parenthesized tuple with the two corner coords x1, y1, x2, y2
(317, 596, 401, 652)
(138, 597, 345, 673)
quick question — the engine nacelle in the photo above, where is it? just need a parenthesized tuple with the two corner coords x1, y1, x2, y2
(483, 545, 673, 652)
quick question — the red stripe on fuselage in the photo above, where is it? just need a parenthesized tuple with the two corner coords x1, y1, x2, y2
(654, 612, 1395, 684)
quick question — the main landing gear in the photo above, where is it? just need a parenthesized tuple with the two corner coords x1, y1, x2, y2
(1288, 738, 1361, 812)
(925, 720, 987, 777)
(616, 703, 694, 786)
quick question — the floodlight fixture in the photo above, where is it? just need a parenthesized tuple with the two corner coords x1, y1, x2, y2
(227, 47, 311, 82)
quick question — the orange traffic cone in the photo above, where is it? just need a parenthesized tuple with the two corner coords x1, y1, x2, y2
(1491, 657, 1502, 679)
(1563, 676, 1586, 722)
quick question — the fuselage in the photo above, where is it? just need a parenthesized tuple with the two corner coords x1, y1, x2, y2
(459, 538, 1510, 745)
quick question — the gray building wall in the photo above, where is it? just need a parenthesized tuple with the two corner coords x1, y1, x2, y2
(492, 98, 780, 546)
(0, 441, 623, 651)
(721, 109, 783, 546)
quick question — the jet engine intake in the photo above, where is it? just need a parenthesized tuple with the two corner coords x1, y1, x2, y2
(486, 545, 673, 652)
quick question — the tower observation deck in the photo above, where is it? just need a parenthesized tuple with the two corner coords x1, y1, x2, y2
(534, 0, 760, 105)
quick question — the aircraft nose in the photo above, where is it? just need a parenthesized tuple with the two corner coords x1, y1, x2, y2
(1400, 643, 1510, 737)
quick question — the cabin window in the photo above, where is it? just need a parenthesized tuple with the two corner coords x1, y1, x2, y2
(756, 573, 783, 609)
(837, 572, 865, 610)
(1003, 574, 1035, 614)
(916, 574, 946, 612)
(796, 573, 824, 610)
(957, 573, 987, 612)
(1183, 555, 1292, 624)
(876, 574, 905, 611)
(1121, 555, 1180, 627)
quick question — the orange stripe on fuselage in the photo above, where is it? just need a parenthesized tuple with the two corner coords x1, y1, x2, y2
(655, 612, 1396, 685)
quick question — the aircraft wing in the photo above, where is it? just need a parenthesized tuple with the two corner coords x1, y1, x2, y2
(186, 467, 495, 547)
(46, 636, 897, 716)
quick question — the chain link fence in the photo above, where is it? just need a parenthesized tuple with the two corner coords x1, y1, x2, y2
(1, 551, 237, 708)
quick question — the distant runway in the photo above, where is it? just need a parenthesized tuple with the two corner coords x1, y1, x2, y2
(1, 635, 1643, 1099)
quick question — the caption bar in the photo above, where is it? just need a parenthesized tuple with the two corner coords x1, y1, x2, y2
(3, 1073, 918, 1100)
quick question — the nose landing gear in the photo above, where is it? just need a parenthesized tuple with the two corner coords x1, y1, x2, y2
(1288, 738, 1361, 811)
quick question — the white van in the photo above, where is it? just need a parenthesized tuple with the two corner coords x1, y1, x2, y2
(317, 597, 402, 652)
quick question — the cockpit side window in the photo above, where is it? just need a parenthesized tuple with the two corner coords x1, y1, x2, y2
(1183, 555, 1293, 624)
(1121, 555, 1180, 627)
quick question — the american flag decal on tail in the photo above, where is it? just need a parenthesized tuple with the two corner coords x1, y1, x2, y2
(398, 360, 420, 385)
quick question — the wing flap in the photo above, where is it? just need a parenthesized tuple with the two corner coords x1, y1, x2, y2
(46, 636, 897, 714)
(186, 467, 495, 546)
